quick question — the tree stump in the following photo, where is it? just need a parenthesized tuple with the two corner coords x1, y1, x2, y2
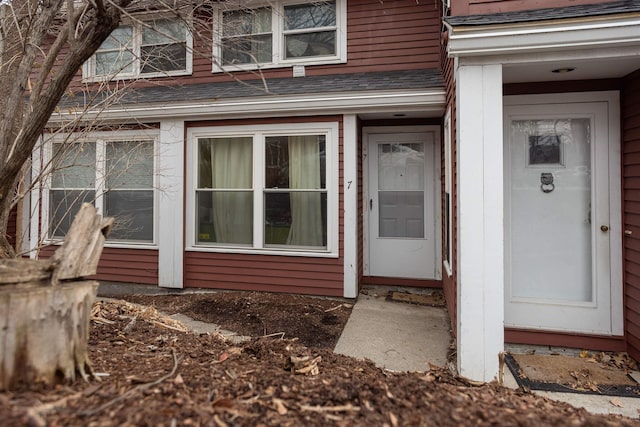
(0, 204, 113, 390)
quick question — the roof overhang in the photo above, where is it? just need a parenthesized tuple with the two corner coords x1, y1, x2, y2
(47, 88, 446, 125)
(444, 14, 640, 58)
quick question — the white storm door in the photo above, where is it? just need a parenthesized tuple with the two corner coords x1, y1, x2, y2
(367, 131, 437, 279)
(504, 100, 621, 335)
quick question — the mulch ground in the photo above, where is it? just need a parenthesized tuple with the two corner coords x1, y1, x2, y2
(1, 292, 638, 426)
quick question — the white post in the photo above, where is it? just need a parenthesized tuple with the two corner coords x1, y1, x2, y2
(343, 114, 358, 298)
(456, 63, 504, 382)
(158, 120, 185, 288)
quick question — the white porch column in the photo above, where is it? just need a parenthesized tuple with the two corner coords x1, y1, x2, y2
(343, 114, 358, 298)
(158, 120, 184, 288)
(456, 63, 504, 382)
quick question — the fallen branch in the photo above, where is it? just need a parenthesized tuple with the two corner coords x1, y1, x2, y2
(80, 348, 181, 417)
(26, 392, 83, 427)
(263, 332, 285, 339)
(300, 403, 361, 413)
(324, 304, 343, 313)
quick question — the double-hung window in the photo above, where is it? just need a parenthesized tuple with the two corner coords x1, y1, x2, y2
(48, 135, 156, 245)
(84, 18, 191, 80)
(216, 0, 345, 71)
(189, 123, 338, 256)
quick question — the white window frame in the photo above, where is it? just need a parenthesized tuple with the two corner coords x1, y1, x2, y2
(186, 122, 339, 257)
(42, 130, 159, 249)
(443, 108, 453, 277)
(212, 0, 347, 73)
(82, 15, 193, 82)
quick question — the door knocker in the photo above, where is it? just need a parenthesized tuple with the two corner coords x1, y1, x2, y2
(540, 172, 555, 193)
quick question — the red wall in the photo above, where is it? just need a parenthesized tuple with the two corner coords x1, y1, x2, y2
(183, 116, 344, 297)
(66, 0, 442, 92)
(623, 69, 640, 361)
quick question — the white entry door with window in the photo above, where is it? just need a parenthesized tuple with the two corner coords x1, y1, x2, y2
(365, 128, 440, 280)
(504, 94, 622, 335)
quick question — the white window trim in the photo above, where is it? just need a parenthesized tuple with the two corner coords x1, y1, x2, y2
(186, 122, 339, 258)
(82, 14, 193, 82)
(212, 0, 347, 73)
(443, 107, 453, 277)
(42, 130, 160, 249)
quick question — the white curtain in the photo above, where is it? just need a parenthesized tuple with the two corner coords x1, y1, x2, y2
(211, 138, 252, 244)
(287, 136, 323, 246)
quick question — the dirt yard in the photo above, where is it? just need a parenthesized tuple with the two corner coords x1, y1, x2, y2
(1, 292, 637, 426)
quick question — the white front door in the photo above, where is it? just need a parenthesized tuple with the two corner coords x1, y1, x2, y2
(504, 96, 622, 335)
(366, 129, 439, 279)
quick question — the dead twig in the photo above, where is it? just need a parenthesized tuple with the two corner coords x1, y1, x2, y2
(300, 403, 361, 413)
(324, 304, 344, 313)
(80, 348, 182, 417)
(263, 332, 285, 339)
(26, 392, 83, 427)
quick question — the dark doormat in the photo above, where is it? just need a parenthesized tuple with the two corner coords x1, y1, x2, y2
(386, 291, 445, 307)
(504, 353, 640, 397)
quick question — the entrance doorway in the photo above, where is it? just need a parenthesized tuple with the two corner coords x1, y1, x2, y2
(504, 94, 622, 335)
(364, 127, 440, 280)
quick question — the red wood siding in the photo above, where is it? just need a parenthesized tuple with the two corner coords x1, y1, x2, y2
(505, 329, 626, 352)
(184, 116, 344, 297)
(92, 248, 159, 285)
(441, 32, 458, 336)
(452, 0, 610, 16)
(6, 206, 17, 250)
(67, 0, 441, 93)
(38, 246, 158, 284)
(623, 69, 640, 361)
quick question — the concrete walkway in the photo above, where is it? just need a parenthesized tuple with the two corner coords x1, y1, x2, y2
(334, 288, 451, 372)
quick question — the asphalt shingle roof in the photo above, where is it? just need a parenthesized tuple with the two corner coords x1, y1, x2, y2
(444, 0, 640, 26)
(60, 69, 443, 108)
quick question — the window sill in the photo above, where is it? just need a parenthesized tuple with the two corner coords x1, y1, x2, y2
(82, 69, 192, 84)
(213, 57, 346, 74)
(43, 240, 158, 250)
(186, 245, 339, 258)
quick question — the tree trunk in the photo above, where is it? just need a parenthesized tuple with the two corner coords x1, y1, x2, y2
(0, 280, 98, 389)
(0, 203, 113, 390)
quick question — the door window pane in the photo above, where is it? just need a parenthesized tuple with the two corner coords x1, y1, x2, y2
(510, 118, 592, 302)
(377, 143, 425, 238)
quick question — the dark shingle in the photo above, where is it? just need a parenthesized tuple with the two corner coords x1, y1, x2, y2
(444, 0, 640, 26)
(60, 69, 443, 109)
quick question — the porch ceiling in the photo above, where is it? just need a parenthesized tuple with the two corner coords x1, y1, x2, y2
(503, 55, 640, 83)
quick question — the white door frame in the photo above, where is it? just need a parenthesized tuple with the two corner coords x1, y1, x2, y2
(362, 126, 442, 279)
(504, 91, 623, 336)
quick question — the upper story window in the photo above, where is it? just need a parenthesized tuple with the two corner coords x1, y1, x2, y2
(215, 0, 346, 72)
(84, 18, 192, 81)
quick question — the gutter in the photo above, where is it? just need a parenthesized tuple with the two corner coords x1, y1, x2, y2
(47, 89, 447, 124)
(444, 14, 640, 57)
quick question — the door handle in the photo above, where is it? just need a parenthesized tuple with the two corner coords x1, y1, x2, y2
(369, 199, 373, 211)
(600, 225, 609, 232)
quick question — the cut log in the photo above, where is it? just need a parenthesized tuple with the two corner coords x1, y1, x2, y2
(51, 203, 114, 283)
(0, 281, 98, 390)
(0, 203, 113, 390)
